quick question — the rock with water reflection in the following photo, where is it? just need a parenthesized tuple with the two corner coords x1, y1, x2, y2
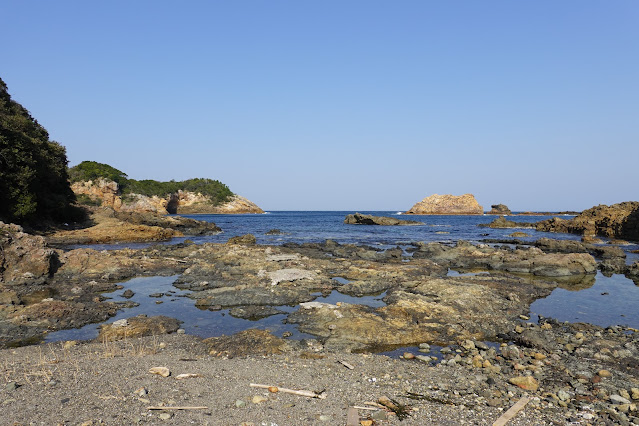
(411, 241, 597, 277)
(287, 274, 556, 352)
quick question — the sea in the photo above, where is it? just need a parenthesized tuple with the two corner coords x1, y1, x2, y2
(48, 211, 639, 349)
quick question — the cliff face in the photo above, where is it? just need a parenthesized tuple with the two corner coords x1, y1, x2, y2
(71, 180, 263, 215)
(405, 194, 483, 215)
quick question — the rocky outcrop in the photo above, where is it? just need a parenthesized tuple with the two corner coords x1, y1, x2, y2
(344, 213, 423, 226)
(71, 178, 122, 210)
(71, 180, 263, 215)
(536, 201, 639, 242)
(405, 194, 483, 215)
(488, 204, 511, 215)
(178, 194, 264, 214)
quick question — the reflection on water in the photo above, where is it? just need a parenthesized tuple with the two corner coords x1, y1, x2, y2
(530, 272, 639, 328)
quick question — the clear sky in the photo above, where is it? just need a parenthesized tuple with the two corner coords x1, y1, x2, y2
(2, 1, 638, 211)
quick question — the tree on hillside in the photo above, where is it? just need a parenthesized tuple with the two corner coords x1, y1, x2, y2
(0, 77, 77, 225)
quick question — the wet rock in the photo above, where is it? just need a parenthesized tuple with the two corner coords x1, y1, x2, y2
(479, 217, 534, 229)
(204, 329, 290, 357)
(344, 213, 423, 226)
(228, 306, 285, 320)
(121, 289, 135, 298)
(227, 234, 256, 245)
(412, 241, 596, 277)
(192, 285, 317, 308)
(265, 229, 284, 235)
(98, 315, 181, 341)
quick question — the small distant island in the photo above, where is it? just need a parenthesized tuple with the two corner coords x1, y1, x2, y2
(405, 193, 483, 215)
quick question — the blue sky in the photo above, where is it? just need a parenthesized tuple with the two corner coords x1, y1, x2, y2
(2, 1, 638, 211)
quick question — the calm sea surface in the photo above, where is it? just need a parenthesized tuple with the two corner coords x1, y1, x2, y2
(48, 212, 639, 345)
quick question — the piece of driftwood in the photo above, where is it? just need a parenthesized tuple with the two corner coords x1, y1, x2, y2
(147, 406, 208, 410)
(250, 383, 327, 399)
(338, 360, 355, 370)
(492, 396, 531, 426)
(352, 406, 379, 411)
(346, 407, 359, 425)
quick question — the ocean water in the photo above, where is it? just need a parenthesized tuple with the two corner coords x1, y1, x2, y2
(47, 212, 639, 346)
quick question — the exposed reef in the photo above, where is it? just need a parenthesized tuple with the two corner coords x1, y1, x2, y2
(344, 213, 423, 226)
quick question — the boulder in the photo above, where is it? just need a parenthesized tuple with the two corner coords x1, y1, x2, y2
(0, 222, 57, 285)
(204, 329, 290, 357)
(488, 204, 512, 215)
(344, 213, 423, 226)
(97, 315, 181, 341)
(405, 194, 483, 215)
(226, 234, 257, 245)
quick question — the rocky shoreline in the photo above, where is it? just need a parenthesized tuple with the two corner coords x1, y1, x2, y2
(2, 204, 639, 424)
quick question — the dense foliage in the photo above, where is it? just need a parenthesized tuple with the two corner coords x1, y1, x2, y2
(0, 78, 78, 224)
(68, 161, 233, 206)
(68, 161, 128, 187)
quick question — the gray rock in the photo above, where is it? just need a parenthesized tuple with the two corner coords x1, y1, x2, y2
(610, 394, 631, 405)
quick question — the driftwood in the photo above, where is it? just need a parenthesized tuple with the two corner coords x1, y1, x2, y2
(492, 396, 531, 426)
(338, 360, 355, 370)
(250, 383, 327, 399)
(147, 406, 208, 410)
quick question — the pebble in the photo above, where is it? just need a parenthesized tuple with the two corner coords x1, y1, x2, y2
(318, 415, 331, 421)
(509, 376, 539, 391)
(371, 410, 387, 420)
(134, 387, 148, 397)
(235, 399, 246, 408)
(558, 390, 570, 401)
(619, 389, 631, 400)
(598, 369, 612, 378)
(149, 367, 171, 377)
(177, 329, 185, 334)
(6, 382, 19, 392)
(415, 355, 432, 362)
(611, 394, 632, 405)
(419, 343, 431, 350)
(403, 352, 415, 359)
(159, 413, 172, 420)
(252, 395, 268, 404)
(632, 388, 639, 400)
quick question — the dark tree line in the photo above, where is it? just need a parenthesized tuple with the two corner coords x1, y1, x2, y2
(0, 78, 78, 225)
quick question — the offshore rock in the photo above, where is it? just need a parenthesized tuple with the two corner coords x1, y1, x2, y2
(479, 216, 535, 229)
(488, 204, 512, 215)
(536, 201, 639, 242)
(405, 194, 483, 215)
(344, 213, 423, 226)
